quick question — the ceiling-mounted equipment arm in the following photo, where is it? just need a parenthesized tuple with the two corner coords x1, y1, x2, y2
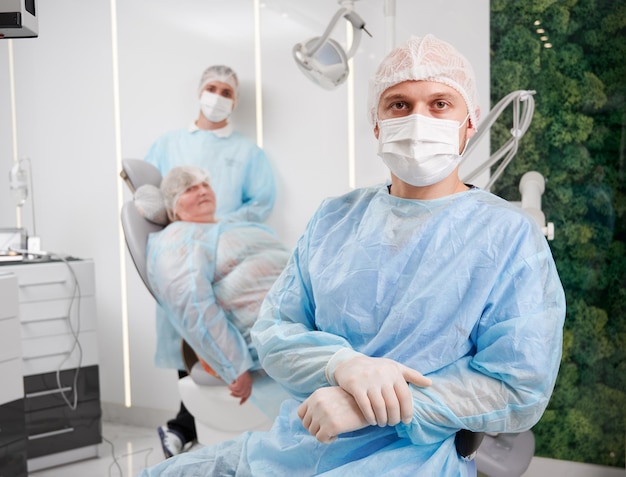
(460, 90, 554, 239)
(299, 8, 350, 59)
(461, 90, 536, 190)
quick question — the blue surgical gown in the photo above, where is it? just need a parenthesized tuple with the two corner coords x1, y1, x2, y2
(138, 185, 565, 476)
(144, 127, 275, 223)
(146, 221, 290, 382)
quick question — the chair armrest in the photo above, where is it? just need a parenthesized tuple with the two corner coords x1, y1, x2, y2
(455, 429, 485, 459)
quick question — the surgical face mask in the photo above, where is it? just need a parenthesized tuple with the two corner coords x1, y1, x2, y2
(200, 91, 233, 123)
(377, 114, 468, 187)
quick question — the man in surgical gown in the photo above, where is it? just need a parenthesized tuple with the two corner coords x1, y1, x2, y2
(138, 34, 565, 477)
(144, 65, 276, 454)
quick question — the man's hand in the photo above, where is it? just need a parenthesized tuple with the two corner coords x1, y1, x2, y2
(297, 386, 370, 444)
(229, 370, 253, 405)
(333, 355, 431, 427)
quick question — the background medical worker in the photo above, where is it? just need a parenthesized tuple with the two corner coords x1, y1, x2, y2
(144, 64, 275, 223)
(143, 65, 276, 458)
(138, 34, 566, 477)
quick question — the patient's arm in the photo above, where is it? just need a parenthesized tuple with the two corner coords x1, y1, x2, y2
(229, 370, 253, 405)
(147, 223, 255, 384)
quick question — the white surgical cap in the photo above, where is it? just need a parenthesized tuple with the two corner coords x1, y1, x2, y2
(367, 34, 480, 129)
(161, 165, 211, 221)
(197, 65, 239, 98)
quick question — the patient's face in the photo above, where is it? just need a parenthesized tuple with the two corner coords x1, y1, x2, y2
(175, 182, 217, 223)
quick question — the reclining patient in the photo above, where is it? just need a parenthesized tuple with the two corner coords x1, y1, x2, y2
(139, 165, 290, 409)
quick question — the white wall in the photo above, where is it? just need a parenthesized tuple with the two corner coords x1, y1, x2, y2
(0, 0, 490, 420)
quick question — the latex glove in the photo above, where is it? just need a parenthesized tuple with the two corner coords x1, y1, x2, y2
(333, 355, 431, 427)
(229, 370, 253, 405)
(297, 386, 370, 444)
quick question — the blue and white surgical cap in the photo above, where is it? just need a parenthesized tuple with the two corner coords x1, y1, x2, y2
(367, 34, 480, 129)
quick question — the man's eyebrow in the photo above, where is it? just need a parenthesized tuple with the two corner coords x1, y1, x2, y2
(427, 91, 459, 101)
(380, 93, 408, 102)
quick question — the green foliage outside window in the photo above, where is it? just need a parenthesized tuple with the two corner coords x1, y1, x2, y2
(490, 0, 625, 467)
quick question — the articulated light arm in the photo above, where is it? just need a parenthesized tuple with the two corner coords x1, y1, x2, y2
(462, 90, 536, 189)
(461, 90, 554, 239)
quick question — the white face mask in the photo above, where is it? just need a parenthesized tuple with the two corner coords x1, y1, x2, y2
(200, 91, 233, 123)
(377, 113, 468, 187)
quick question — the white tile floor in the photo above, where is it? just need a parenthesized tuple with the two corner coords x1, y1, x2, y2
(28, 421, 195, 477)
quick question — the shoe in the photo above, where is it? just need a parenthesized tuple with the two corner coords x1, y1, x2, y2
(157, 425, 185, 459)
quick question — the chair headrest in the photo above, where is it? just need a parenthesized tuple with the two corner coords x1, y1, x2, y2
(120, 159, 162, 193)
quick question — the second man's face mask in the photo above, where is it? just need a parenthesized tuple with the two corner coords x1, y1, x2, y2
(377, 113, 468, 187)
(200, 91, 234, 123)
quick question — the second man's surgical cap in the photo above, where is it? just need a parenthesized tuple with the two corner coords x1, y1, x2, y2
(198, 65, 239, 98)
(161, 165, 211, 221)
(367, 34, 480, 129)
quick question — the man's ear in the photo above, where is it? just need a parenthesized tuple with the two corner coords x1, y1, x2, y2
(466, 118, 477, 139)
(374, 123, 380, 140)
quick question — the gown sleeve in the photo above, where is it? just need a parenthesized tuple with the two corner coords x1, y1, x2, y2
(252, 208, 350, 400)
(399, 224, 566, 444)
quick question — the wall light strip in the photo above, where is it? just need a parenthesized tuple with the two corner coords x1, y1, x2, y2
(110, 0, 132, 408)
(8, 40, 17, 164)
(346, 26, 356, 190)
(253, 0, 264, 148)
(7, 39, 21, 227)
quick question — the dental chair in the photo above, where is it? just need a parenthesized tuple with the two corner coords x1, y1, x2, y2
(119, 159, 534, 474)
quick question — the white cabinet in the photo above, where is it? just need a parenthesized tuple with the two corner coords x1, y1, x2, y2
(0, 272, 23, 403)
(0, 272, 28, 477)
(0, 259, 101, 472)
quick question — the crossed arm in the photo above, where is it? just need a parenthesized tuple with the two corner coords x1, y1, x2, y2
(297, 354, 431, 443)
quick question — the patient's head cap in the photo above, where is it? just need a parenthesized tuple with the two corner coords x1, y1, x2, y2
(161, 165, 211, 221)
(367, 34, 480, 129)
(198, 65, 239, 98)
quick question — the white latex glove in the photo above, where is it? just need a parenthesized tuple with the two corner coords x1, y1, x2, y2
(333, 354, 431, 427)
(297, 386, 370, 444)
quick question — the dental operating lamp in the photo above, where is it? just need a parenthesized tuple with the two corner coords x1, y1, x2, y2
(293, 0, 372, 90)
